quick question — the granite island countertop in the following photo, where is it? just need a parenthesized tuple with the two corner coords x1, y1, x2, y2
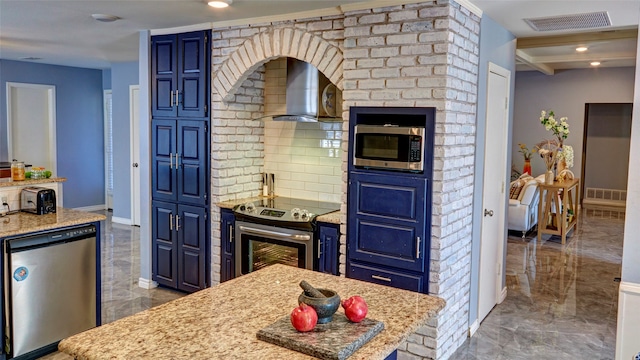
(59, 264, 445, 360)
(0, 208, 106, 238)
(217, 197, 341, 224)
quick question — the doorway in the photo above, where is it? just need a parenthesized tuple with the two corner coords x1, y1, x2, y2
(478, 63, 510, 324)
(6, 82, 57, 173)
(581, 103, 632, 213)
(130, 85, 141, 226)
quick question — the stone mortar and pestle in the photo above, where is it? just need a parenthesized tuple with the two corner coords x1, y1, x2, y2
(298, 280, 340, 324)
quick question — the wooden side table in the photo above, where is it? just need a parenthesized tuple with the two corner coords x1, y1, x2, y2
(537, 177, 580, 244)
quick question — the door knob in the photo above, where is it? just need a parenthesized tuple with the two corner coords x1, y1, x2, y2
(133, 163, 139, 167)
(484, 209, 494, 217)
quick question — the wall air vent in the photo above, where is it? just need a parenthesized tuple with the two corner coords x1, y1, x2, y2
(524, 11, 611, 32)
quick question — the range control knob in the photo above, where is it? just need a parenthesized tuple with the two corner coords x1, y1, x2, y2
(246, 202, 256, 213)
(300, 209, 310, 219)
(291, 208, 301, 218)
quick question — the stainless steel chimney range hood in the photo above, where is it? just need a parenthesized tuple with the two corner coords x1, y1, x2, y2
(263, 58, 342, 123)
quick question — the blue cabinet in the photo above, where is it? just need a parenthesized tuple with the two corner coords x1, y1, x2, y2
(317, 222, 339, 276)
(220, 209, 235, 282)
(152, 31, 209, 119)
(152, 201, 208, 292)
(347, 172, 430, 293)
(151, 30, 210, 293)
(152, 119, 208, 206)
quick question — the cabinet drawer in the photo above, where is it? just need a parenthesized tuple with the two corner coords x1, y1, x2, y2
(348, 262, 425, 293)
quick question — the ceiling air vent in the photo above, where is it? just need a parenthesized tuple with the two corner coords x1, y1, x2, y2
(524, 11, 611, 32)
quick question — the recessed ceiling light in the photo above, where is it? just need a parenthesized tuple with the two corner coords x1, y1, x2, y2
(576, 46, 588, 52)
(91, 14, 120, 22)
(590, 61, 601, 66)
(207, 0, 232, 8)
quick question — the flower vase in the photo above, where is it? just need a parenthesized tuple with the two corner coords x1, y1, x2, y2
(557, 159, 566, 175)
(523, 159, 531, 176)
(544, 170, 554, 185)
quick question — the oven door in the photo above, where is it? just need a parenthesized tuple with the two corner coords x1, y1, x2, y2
(235, 221, 314, 276)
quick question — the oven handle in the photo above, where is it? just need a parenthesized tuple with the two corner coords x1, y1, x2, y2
(238, 225, 311, 241)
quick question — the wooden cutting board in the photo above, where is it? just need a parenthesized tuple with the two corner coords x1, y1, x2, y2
(256, 313, 384, 360)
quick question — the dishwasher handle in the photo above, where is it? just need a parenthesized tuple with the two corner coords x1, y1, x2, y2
(6, 225, 97, 252)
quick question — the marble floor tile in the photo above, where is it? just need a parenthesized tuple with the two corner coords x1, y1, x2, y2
(452, 212, 624, 360)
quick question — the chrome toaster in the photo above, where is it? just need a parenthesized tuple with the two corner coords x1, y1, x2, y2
(21, 187, 56, 215)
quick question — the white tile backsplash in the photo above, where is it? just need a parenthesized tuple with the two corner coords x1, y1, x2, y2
(264, 120, 342, 203)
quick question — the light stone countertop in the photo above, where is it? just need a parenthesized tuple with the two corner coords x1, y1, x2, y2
(0, 177, 67, 187)
(59, 264, 445, 360)
(216, 197, 342, 224)
(0, 208, 105, 238)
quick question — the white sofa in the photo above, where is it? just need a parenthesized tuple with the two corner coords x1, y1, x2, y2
(507, 175, 543, 238)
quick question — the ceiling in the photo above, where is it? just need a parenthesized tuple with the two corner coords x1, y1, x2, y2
(0, 0, 638, 73)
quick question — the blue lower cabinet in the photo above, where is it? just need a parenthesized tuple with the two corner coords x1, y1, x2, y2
(152, 201, 209, 292)
(348, 261, 425, 293)
(347, 171, 431, 294)
(220, 209, 235, 282)
(317, 222, 339, 276)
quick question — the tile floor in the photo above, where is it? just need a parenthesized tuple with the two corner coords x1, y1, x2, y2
(452, 209, 624, 359)
(44, 209, 624, 359)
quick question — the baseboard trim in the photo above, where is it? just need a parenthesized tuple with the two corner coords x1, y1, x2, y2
(469, 319, 480, 337)
(111, 216, 132, 225)
(138, 277, 158, 289)
(499, 286, 508, 304)
(73, 204, 106, 212)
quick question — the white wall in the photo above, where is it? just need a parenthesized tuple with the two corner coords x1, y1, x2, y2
(513, 67, 635, 178)
(616, 24, 640, 360)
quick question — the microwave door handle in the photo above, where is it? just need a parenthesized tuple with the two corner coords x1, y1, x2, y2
(238, 225, 311, 241)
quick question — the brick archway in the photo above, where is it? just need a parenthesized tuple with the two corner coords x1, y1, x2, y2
(212, 26, 344, 102)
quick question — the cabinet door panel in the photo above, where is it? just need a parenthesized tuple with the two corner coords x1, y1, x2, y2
(177, 121, 207, 205)
(151, 35, 177, 118)
(177, 205, 207, 292)
(348, 172, 427, 272)
(152, 201, 177, 288)
(152, 120, 177, 202)
(356, 219, 418, 262)
(318, 223, 339, 275)
(220, 209, 235, 282)
(177, 31, 207, 118)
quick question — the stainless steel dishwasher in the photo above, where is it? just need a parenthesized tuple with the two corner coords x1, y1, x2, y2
(4, 224, 97, 358)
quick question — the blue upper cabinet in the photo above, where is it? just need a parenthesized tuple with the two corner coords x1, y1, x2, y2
(152, 31, 209, 120)
(152, 119, 208, 206)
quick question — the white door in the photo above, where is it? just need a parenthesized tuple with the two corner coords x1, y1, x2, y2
(130, 85, 141, 226)
(478, 63, 510, 323)
(6, 83, 57, 173)
(104, 90, 114, 210)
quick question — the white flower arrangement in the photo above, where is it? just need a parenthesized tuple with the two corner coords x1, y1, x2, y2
(557, 145, 574, 168)
(540, 110, 570, 142)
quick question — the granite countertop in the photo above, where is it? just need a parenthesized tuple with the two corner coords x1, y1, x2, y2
(0, 177, 67, 187)
(0, 208, 106, 238)
(59, 264, 445, 360)
(216, 197, 342, 224)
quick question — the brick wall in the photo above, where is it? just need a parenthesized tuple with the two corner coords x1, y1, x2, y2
(210, 1, 480, 357)
(341, 2, 480, 358)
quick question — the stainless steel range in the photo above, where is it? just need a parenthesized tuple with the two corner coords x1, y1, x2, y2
(233, 197, 340, 276)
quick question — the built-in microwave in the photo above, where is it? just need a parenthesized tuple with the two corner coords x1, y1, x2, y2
(353, 124, 425, 172)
